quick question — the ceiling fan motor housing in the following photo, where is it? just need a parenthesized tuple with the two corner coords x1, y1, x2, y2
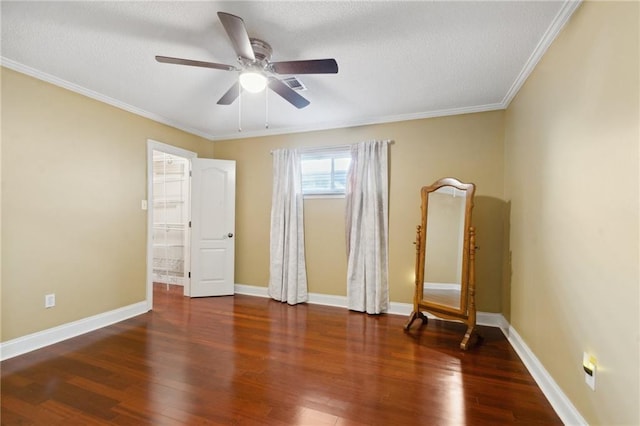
(249, 38, 272, 64)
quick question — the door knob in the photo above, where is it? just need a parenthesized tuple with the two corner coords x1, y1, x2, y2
(228, 233, 234, 238)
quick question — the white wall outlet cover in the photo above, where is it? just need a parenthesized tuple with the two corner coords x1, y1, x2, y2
(45, 293, 56, 308)
(141, 200, 148, 210)
(583, 352, 597, 391)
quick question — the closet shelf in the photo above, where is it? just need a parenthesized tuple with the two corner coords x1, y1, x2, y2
(153, 258, 184, 269)
(153, 176, 186, 183)
(152, 159, 186, 169)
(153, 199, 185, 205)
(153, 223, 186, 229)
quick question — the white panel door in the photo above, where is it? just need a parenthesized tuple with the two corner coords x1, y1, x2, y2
(190, 158, 236, 297)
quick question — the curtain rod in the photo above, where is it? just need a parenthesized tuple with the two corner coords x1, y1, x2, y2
(270, 140, 394, 154)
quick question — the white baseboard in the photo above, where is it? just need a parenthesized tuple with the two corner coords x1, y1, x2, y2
(2, 283, 585, 425)
(503, 325, 588, 426)
(234, 283, 585, 424)
(234, 283, 506, 328)
(424, 282, 460, 290)
(234, 283, 269, 298)
(388, 302, 508, 329)
(0, 301, 149, 361)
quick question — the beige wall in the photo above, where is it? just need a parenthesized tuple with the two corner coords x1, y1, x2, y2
(504, 2, 639, 424)
(2, 3, 636, 424)
(213, 111, 506, 311)
(1, 68, 213, 341)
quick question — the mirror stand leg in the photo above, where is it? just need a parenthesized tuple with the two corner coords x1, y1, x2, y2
(460, 323, 478, 350)
(404, 311, 428, 330)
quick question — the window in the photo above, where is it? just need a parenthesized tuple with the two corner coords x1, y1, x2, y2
(301, 147, 352, 196)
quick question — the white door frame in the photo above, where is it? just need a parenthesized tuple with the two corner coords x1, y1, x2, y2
(146, 139, 197, 310)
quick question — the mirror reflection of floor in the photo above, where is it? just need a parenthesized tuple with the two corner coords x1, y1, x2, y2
(423, 287, 461, 308)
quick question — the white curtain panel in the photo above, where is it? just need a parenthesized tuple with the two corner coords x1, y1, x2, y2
(345, 140, 390, 314)
(269, 148, 309, 305)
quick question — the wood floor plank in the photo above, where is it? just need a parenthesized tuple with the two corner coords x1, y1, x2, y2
(1, 284, 562, 425)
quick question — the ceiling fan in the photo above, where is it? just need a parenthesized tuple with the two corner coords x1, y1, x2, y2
(155, 12, 338, 109)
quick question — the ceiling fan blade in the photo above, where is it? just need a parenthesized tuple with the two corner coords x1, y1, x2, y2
(271, 59, 338, 74)
(268, 78, 310, 109)
(155, 55, 237, 71)
(217, 12, 255, 61)
(217, 81, 241, 105)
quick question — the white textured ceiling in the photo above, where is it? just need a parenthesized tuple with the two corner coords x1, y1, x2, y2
(1, 1, 579, 140)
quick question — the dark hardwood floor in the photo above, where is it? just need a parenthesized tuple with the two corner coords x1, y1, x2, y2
(1, 284, 561, 425)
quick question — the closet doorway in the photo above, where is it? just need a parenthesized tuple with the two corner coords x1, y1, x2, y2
(147, 140, 196, 304)
(152, 151, 190, 286)
(146, 140, 237, 309)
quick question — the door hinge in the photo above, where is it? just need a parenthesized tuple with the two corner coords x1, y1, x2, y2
(188, 272, 191, 278)
(189, 170, 192, 177)
(189, 221, 192, 228)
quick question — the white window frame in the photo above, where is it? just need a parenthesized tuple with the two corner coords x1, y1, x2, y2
(300, 146, 352, 198)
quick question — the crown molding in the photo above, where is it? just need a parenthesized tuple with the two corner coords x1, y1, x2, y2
(501, 0, 582, 107)
(0, 58, 214, 140)
(1, 57, 505, 142)
(209, 102, 506, 141)
(2, 0, 581, 144)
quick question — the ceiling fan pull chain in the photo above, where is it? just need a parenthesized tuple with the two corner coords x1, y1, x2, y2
(265, 88, 269, 129)
(238, 82, 242, 132)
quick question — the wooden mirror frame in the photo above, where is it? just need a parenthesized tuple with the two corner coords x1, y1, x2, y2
(404, 177, 479, 350)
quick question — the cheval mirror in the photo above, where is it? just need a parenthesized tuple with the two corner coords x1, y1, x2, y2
(404, 177, 479, 350)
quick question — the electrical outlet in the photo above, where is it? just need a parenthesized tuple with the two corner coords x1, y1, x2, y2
(45, 293, 56, 308)
(583, 352, 596, 391)
(141, 200, 148, 210)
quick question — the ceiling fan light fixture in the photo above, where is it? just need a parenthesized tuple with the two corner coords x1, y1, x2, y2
(239, 71, 267, 93)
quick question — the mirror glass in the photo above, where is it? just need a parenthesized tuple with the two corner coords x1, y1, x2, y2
(422, 186, 467, 310)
